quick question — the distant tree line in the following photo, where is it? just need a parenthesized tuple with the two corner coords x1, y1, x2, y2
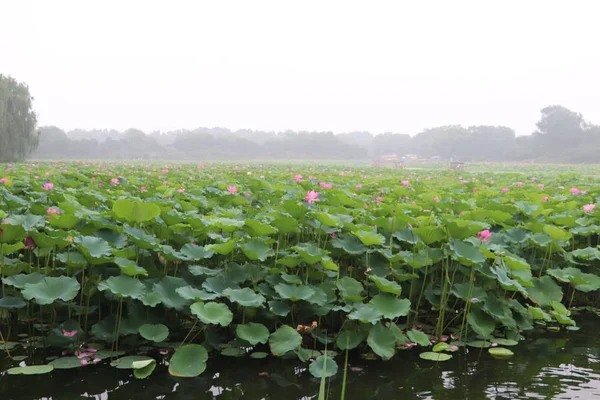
(30, 105, 599, 163)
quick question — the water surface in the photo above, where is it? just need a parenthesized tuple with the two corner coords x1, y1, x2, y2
(2, 319, 600, 400)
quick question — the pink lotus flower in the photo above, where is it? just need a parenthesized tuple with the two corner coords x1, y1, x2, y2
(46, 207, 60, 215)
(538, 184, 544, 189)
(43, 182, 54, 190)
(376, 196, 383, 202)
(162, 169, 169, 173)
(401, 180, 410, 187)
(516, 182, 523, 187)
(293, 174, 303, 182)
(570, 188, 580, 195)
(110, 178, 119, 186)
(227, 186, 238, 194)
(162, 180, 168, 185)
(0, 178, 8, 184)
(355, 184, 362, 189)
(583, 204, 596, 213)
(477, 229, 492, 242)
(433, 196, 440, 202)
(471, 297, 479, 303)
(24, 237, 37, 250)
(501, 188, 509, 193)
(542, 196, 549, 202)
(319, 182, 333, 189)
(305, 190, 320, 204)
(176, 188, 185, 193)
(62, 329, 77, 337)
(140, 186, 148, 192)
(244, 193, 251, 197)
(80, 359, 88, 366)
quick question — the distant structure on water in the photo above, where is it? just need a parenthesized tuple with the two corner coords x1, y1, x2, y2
(372, 154, 405, 168)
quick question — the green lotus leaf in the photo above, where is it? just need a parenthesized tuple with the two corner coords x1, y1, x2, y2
(250, 352, 269, 359)
(309, 355, 338, 378)
(236, 322, 270, 345)
(2, 272, 44, 289)
(132, 358, 156, 379)
(75, 236, 113, 262)
(152, 276, 189, 310)
(176, 286, 219, 301)
(493, 338, 519, 346)
(274, 283, 315, 302)
(239, 239, 275, 261)
(407, 329, 430, 346)
(367, 323, 396, 360)
(49, 357, 84, 369)
(420, 352, 452, 361)
(269, 325, 302, 356)
(205, 240, 237, 255)
(223, 287, 266, 307)
(180, 243, 215, 260)
(141, 291, 163, 307)
(114, 257, 147, 277)
(449, 239, 485, 264)
(0, 296, 26, 309)
(488, 347, 514, 358)
(7, 365, 54, 375)
(331, 235, 367, 255)
(0, 242, 24, 255)
(245, 219, 278, 236)
(123, 226, 159, 250)
(56, 252, 87, 268)
(467, 340, 492, 348)
(335, 277, 364, 302)
(190, 301, 233, 326)
(22, 276, 81, 305)
(202, 276, 240, 294)
(467, 309, 496, 338)
(98, 275, 145, 300)
(352, 229, 385, 246)
(543, 224, 572, 241)
(369, 294, 410, 319)
(269, 212, 299, 234)
(368, 275, 402, 296)
(526, 276, 563, 307)
(111, 355, 154, 369)
(348, 303, 383, 324)
(113, 199, 161, 223)
(336, 329, 364, 350)
(268, 300, 291, 316)
(169, 344, 208, 377)
(139, 323, 169, 342)
(293, 243, 326, 264)
(188, 265, 223, 277)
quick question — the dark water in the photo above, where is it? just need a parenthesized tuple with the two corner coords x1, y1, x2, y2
(2, 320, 600, 400)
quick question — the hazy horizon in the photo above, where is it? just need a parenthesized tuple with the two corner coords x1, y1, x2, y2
(3, 0, 600, 136)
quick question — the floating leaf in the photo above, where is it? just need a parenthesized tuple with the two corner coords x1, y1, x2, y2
(488, 347, 514, 358)
(420, 352, 452, 361)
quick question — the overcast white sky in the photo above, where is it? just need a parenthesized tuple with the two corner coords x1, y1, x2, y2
(2, 0, 600, 135)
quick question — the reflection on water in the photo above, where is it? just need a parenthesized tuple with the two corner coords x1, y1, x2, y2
(2, 319, 600, 400)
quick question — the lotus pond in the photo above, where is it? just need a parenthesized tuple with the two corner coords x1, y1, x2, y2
(0, 162, 599, 399)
